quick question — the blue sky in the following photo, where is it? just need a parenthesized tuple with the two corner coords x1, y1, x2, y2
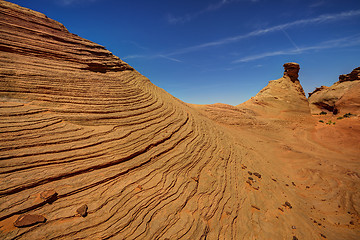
(8, 0, 360, 105)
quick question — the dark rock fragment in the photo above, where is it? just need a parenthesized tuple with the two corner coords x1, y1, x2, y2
(40, 189, 58, 203)
(248, 171, 253, 175)
(285, 201, 292, 209)
(77, 204, 88, 217)
(248, 177, 254, 181)
(293, 236, 299, 240)
(253, 172, 261, 178)
(14, 214, 46, 228)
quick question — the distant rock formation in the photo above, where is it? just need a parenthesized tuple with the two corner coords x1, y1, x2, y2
(238, 62, 310, 118)
(283, 62, 300, 83)
(339, 67, 360, 82)
(308, 66, 360, 114)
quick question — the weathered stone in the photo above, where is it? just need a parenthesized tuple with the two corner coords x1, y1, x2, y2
(239, 62, 310, 117)
(339, 67, 360, 82)
(14, 214, 46, 228)
(308, 86, 329, 98)
(285, 201, 292, 209)
(253, 172, 261, 178)
(77, 204, 88, 217)
(283, 62, 300, 83)
(308, 67, 360, 114)
(40, 190, 58, 203)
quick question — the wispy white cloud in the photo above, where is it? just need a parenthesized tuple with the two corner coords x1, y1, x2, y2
(232, 35, 360, 63)
(122, 54, 182, 63)
(281, 29, 300, 51)
(58, 0, 97, 6)
(166, 9, 360, 56)
(309, 0, 325, 8)
(122, 55, 147, 60)
(124, 10, 360, 64)
(168, 0, 255, 24)
(157, 55, 183, 63)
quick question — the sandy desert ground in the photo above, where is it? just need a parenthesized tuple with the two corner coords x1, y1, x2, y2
(0, 1, 359, 239)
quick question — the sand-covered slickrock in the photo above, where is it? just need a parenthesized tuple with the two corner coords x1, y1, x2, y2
(0, 1, 359, 239)
(308, 67, 360, 114)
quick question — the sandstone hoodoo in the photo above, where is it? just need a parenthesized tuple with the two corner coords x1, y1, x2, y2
(283, 62, 300, 83)
(0, 1, 359, 240)
(237, 62, 310, 117)
(308, 66, 360, 114)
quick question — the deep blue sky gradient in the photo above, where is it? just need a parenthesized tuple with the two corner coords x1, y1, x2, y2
(7, 0, 360, 105)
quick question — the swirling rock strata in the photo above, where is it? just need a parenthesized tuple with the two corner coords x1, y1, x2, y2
(0, 1, 359, 240)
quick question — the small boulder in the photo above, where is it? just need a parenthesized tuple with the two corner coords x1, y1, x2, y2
(14, 214, 46, 228)
(253, 172, 261, 178)
(40, 189, 58, 203)
(285, 201, 293, 209)
(77, 204, 88, 217)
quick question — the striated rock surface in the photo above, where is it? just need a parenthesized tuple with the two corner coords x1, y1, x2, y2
(308, 67, 360, 114)
(0, 1, 359, 240)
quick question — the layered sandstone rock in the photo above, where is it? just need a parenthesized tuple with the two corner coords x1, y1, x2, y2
(339, 67, 360, 82)
(308, 67, 360, 114)
(0, 1, 359, 240)
(238, 62, 310, 119)
(283, 62, 300, 83)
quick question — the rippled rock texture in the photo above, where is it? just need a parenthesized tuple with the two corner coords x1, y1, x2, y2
(0, 1, 359, 239)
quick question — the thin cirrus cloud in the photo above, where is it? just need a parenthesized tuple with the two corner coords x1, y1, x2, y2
(123, 54, 182, 63)
(58, 0, 97, 6)
(165, 9, 360, 57)
(167, 0, 248, 24)
(232, 34, 360, 63)
(124, 9, 360, 63)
